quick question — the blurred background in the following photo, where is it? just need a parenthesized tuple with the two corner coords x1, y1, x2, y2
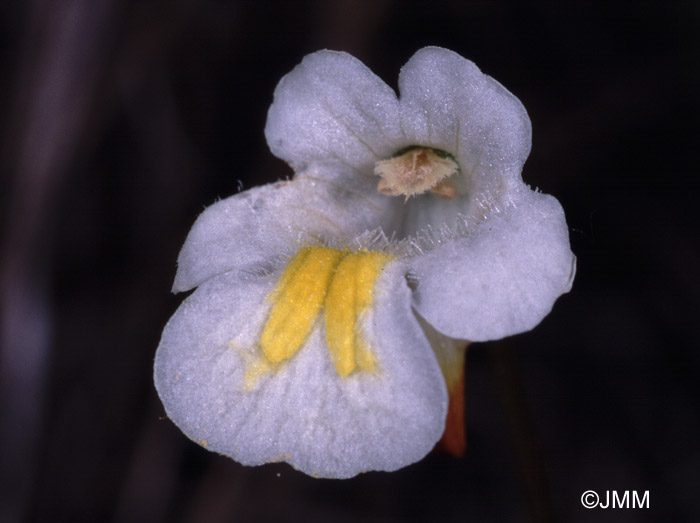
(1, 1, 698, 522)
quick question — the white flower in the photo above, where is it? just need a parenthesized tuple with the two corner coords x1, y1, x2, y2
(154, 47, 575, 479)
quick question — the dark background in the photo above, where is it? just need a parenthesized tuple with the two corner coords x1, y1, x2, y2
(1, 1, 698, 522)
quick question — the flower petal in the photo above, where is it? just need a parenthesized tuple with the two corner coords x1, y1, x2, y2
(398, 47, 532, 205)
(173, 167, 401, 292)
(154, 261, 447, 479)
(264, 50, 402, 174)
(409, 188, 576, 341)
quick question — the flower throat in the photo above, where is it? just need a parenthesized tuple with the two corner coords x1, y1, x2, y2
(374, 146, 459, 199)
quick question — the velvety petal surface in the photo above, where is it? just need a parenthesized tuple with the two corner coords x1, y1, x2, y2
(173, 167, 401, 292)
(409, 188, 575, 341)
(155, 261, 447, 479)
(398, 47, 532, 206)
(264, 50, 402, 174)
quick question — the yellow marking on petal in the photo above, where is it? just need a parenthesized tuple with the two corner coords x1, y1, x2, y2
(266, 247, 314, 303)
(260, 246, 344, 363)
(265, 453, 292, 464)
(324, 250, 390, 376)
(257, 246, 391, 377)
(355, 339, 377, 373)
(242, 356, 274, 390)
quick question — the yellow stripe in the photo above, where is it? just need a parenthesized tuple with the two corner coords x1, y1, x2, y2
(258, 246, 391, 377)
(324, 250, 390, 376)
(260, 246, 344, 363)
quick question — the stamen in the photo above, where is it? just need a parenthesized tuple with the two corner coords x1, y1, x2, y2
(374, 146, 459, 198)
(429, 180, 457, 200)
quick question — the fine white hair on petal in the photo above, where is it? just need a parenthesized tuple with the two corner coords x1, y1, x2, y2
(157, 46, 576, 479)
(172, 165, 402, 293)
(154, 261, 447, 479)
(409, 187, 576, 342)
(264, 50, 403, 174)
(397, 47, 532, 205)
